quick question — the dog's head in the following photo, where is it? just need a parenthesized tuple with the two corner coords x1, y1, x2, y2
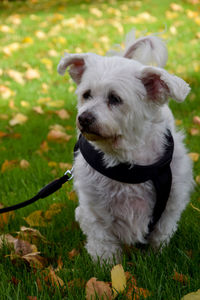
(58, 34, 190, 151)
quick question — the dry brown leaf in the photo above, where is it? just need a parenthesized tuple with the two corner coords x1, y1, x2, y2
(173, 271, 188, 285)
(9, 113, 28, 126)
(0, 85, 15, 99)
(27, 296, 37, 300)
(20, 159, 30, 169)
(111, 264, 126, 297)
(68, 278, 85, 289)
(193, 116, 200, 126)
(14, 238, 37, 256)
(22, 252, 47, 269)
(55, 255, 63, 272)
(43, 266, 65, 288)
(17, 226, 47, 245)
(47, 129, 71, 143)
(1, 160, 18, 172)
(125, 271, 150, 300)
(55, 109, 70, 120)
(190, 128, 199, 136)
(24, 210, 49, 227)
(0, 233, 17, 248)
(58, 162, 72, 170)
(86, 277, 112, 300)
(7, 69, 25, 85)
(68, 248, 79, 259)
(33, 106, 44, 114)
(0, 131, 8, 138)
(25, 68, 40, 80)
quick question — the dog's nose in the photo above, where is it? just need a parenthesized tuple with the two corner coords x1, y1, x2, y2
(78, 111, 96, 130)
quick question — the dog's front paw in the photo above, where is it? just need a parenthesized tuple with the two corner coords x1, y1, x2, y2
(86, 239, 122, 265)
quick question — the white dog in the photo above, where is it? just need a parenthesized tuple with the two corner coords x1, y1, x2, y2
(57, 31, 194, 263)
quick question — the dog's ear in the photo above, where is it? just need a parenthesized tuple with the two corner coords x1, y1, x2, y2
(140, 66, 190, 104)
(57, 53, 88, 84)
(124, 34, 168, 68)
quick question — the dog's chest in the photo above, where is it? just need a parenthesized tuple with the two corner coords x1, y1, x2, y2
(74, 153, 156, 242)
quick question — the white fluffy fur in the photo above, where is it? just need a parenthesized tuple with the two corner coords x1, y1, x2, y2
(58, 31, 194, 263)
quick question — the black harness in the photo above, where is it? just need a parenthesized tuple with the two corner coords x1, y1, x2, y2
(75, 130, 174, 234)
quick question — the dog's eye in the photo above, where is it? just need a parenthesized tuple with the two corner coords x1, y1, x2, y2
(82, 90, 92, 100)
(108, 92, 122, 106)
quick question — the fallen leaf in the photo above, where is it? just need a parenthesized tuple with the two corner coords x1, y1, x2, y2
(3, 43, 20, 56)
(17, 226, 47, 245)
(25, 68, 40, 80)
(193, 116, 200, 126)
(7, 69, 25, 85)
(188, 153, 199, 162)
(27, 297, 37, 300)
(111, 264, 126, 297)
(44, 203, 65, 220)
(196, 175, 200, 184)
(33, 106, 44, 114)
(190, 128, 199, 136)
(0, 233, 17, 248)
(9, 113, 28, 126)
(55, 256, 63, 272)
(22, 37, 34, 44)
(24, 210, 48, 227)
(42, 266, 65, 288)
(22, 252, 47, 269)
(55, 109, 70, 120)
(58, 162, 72, 170)
(173, 271, 188, 285)
(0, 131, 8, 138)
(35, 30, 46, 39)
(20, 159, 30, 169)
(0, 85, 15, 99)
(68, 248, 79, 259)
(47, 100, 65, 108)
(14, 238, 37, 256)
(170, 3, 184, 12)
(67, 191, 78, 202)
(47, 130, 71, 143)
(86, 277, 112, 300)
(181, 289, 200, 300)
(1, 160, 18, 172)
(89, 7, 103, 17)
(190, 203, 200, 213)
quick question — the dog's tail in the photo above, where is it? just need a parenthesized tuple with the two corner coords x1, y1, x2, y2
(107, 29, 168, 68)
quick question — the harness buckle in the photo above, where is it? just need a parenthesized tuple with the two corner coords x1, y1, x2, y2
(64, 168, 74, 181)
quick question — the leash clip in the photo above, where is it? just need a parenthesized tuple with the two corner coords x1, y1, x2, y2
(64, 168, 74, 181)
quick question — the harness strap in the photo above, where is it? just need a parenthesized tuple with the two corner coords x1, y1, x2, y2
(75, 130, 174, 234)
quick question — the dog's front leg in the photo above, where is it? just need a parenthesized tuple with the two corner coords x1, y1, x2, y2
(75, 205, 122, 264)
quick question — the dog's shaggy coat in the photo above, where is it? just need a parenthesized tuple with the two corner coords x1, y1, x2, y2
(58, 31, 194, 262)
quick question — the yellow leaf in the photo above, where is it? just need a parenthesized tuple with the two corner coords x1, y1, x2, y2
(44, 203, 65, 220)
(35, 30, 46, 39)
(24, 210, 48, 227)
(111, 264, 126, 297)
(196, 175, 200, 184)
(47, 100, 64, 108)
(9, 113, 28, 126)
(188, 153, 199, 162)
(22, 37, 34, 44)
(181, 289, 200, 300)
(86, 277, 112, 300)
(89, 7, 103, 18)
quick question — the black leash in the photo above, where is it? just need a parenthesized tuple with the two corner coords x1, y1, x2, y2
(0, 170, 73, 214)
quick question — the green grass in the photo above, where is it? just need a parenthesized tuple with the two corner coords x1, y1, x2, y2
(0, 0, 200, 299)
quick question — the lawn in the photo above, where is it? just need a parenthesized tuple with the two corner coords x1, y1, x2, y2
(0, 0, 200, 299)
